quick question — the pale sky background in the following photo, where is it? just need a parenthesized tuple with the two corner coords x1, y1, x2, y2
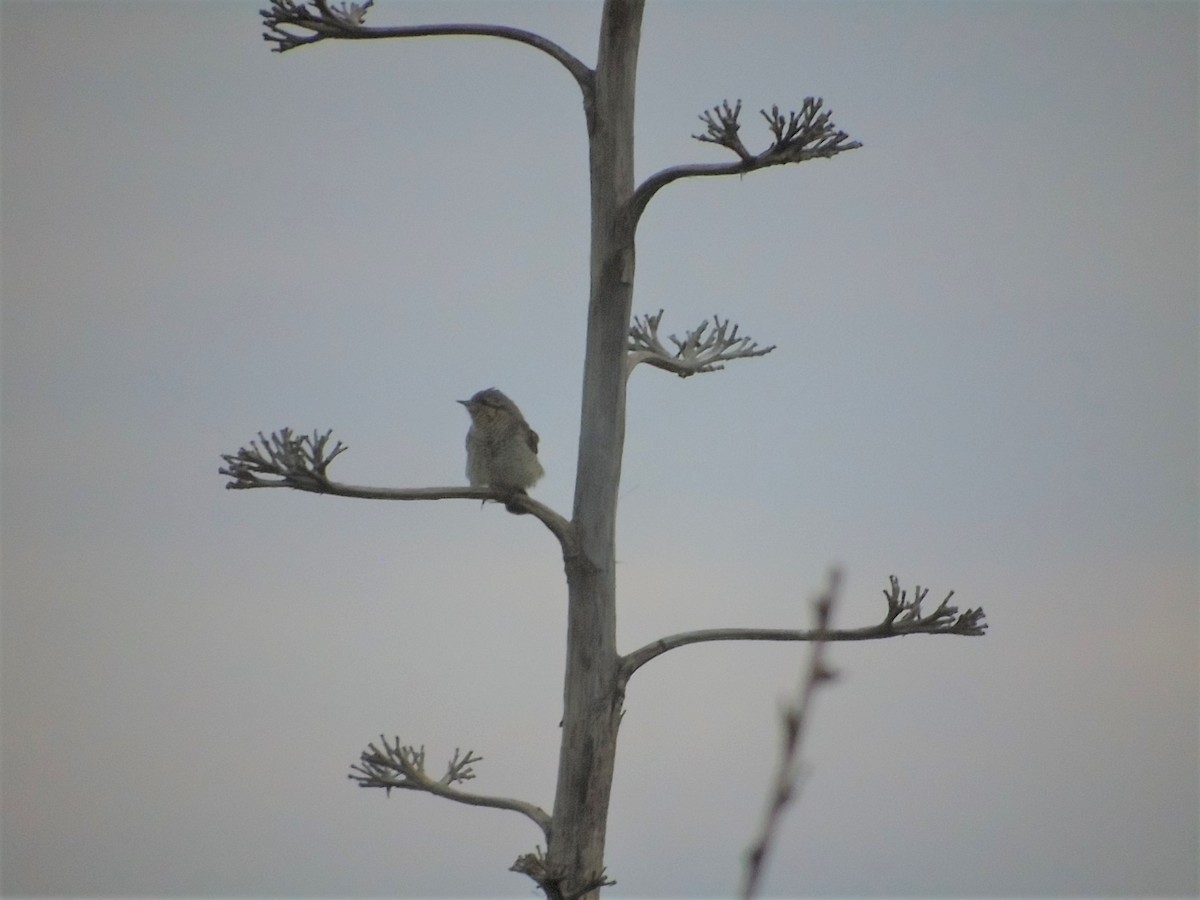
(1, 1, 1197, 897)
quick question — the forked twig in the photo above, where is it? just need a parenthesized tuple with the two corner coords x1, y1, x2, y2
(742, 570, 841, 899)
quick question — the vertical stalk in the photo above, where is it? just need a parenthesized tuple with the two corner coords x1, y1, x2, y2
(547, 1, 644, 897)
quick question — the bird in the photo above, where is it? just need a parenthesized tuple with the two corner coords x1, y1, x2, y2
(457, 388, 544, 513)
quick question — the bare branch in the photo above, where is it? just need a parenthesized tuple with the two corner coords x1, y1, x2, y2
(631, 96, 861, 226)
(349, 736, 552, 838)
(219, 429, 577, 555)
(627, 309, 775, 378)
(259, 0, 593, 100)
(742, 569, 840, 899)
(619, 575, 986, 682)
(510, 844, 616, 900)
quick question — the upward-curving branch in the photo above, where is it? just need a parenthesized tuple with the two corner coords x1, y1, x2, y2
(630, 96, 861, 226)
(349, 736, 553, 839)
(259, 0, 594, 105)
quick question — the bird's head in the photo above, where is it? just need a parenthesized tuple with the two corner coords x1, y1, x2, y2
(458, 388, 519, 420)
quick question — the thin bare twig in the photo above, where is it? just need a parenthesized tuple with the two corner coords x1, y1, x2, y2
(741, 570, 841, 899)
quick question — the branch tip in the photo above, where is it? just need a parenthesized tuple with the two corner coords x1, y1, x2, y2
(693, 99, 752, 161)
(882, 575, 987, 636)
(261, 0, 373, 51)
(692, 95, 862, 164)
(628, 309, 775, 378)
(219, 427, 346, 490)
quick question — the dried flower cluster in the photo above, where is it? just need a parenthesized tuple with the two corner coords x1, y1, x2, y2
(880, 575, 988, 636)
(695, 96, 862, 164)
(628, 310, 775, 377)
(261, 0, 374, 52)
(219, 428, 345, 490)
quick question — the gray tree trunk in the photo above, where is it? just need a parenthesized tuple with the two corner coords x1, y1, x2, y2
(549, 2, 644, 896)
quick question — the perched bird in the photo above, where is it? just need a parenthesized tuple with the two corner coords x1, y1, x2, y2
(458, 388, 544, 512)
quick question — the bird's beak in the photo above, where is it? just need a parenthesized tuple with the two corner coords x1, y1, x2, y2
(456, 399, 469, 406)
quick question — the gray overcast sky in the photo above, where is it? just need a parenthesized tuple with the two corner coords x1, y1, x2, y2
(2, 1, 1197, 897)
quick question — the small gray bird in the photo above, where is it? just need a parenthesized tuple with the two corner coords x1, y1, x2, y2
(458, 388, 544, 512)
